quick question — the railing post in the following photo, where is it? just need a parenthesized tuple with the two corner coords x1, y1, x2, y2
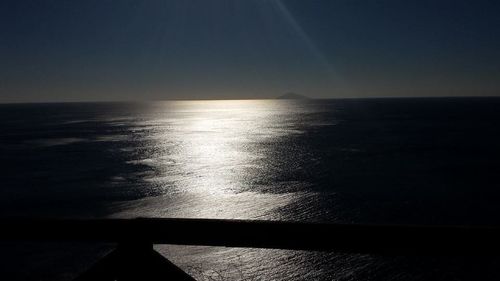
(75, 240, 196, 281)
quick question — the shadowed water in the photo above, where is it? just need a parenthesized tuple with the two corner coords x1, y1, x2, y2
(1, 98, 500, 280)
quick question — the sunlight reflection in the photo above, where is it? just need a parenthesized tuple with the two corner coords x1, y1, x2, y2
(173, 100, 275, 195)
(112, 99, 314, 220)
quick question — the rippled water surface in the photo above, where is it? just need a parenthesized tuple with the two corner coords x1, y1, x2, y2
(2, 98, 500, 280)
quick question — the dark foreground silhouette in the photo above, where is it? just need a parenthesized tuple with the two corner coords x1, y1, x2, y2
(74, 242, 195, 281)
(2, 218, 500, 280)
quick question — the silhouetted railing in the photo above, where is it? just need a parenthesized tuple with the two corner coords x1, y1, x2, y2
(2, 218, 500, 255)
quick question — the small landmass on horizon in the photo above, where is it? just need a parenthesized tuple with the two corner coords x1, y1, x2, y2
(276, 92, 311, 100)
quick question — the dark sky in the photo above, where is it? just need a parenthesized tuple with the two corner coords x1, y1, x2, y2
(1, 0, 500, 102)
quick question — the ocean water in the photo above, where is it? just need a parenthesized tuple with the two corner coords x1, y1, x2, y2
(1, 98, 500, 280)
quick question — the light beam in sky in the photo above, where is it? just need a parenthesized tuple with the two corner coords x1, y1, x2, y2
(271, 0, 338, 79)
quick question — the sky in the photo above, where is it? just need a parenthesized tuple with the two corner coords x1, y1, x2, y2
(1, 0, 500, 103)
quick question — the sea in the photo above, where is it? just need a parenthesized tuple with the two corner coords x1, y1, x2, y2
(1, 97, 500, 280)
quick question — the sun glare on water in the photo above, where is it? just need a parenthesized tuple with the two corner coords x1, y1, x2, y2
(111, 99, 312, 220)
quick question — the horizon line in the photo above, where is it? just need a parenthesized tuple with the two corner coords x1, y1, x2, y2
(1, 95, 500, 105)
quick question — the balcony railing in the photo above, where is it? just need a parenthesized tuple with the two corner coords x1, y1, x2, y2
(2, 218, 500, 280)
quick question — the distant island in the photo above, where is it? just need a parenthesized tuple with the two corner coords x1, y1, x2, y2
(276, 92, 311, 100)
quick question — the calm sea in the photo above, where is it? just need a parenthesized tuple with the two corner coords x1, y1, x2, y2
(1, 98, 500, 280)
